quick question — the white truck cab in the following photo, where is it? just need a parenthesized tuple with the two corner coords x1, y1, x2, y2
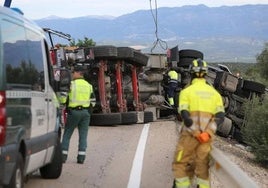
(0, 6, 70, 188)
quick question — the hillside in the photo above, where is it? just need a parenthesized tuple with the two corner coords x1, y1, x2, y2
(35, 4, 268, 63)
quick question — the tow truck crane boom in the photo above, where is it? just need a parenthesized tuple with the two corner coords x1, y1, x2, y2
(43, 28, 72, 48)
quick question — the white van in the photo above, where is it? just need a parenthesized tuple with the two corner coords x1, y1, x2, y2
(0, 6, 70, 188)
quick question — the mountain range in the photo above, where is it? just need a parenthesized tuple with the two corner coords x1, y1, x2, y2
(35, 4, 268, 63)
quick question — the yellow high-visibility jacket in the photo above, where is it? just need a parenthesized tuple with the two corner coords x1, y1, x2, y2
(179, 78, 224, 136)
(168, 70, 179, 83)
(68, 78, 94, 108)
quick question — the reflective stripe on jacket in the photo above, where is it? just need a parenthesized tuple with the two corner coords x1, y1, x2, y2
(68, 78, 93, 108)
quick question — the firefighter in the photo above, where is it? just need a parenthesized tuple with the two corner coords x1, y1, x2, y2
(167, 65, 179, 107)
(172, 59, 225, 188)
(61, 65, 96, 164)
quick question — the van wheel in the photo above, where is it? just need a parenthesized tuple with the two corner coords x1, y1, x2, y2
(7, 153, 24, 188)
(40, 139, 63, 179)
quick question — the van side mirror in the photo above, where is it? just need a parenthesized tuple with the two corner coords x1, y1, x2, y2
(54, 68, 71, 92)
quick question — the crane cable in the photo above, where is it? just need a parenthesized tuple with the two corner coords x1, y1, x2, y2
(149, 0, 168, 53)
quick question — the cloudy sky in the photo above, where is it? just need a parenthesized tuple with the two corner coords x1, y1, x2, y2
(2, 0, 268, 19)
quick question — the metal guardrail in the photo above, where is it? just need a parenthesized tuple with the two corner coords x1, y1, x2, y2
(210, 147, 259, 188)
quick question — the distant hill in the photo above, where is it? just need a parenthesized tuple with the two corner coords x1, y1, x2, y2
(35, 4, 268, 63)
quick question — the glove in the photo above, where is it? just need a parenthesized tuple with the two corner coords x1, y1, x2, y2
(181, 110, 193, 127)
(196, 132, 211, 143)
(184, 118, 193, 127)
(177, 113, 182, 122)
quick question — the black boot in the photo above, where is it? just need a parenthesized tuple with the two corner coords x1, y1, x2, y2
(77, 155, 85, 164)
(62, 154, 67, 163)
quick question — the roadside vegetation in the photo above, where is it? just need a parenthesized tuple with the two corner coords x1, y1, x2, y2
(242, 95, 268, 166)
(211, 43, 268, 166)
(241, 43, 268, 166)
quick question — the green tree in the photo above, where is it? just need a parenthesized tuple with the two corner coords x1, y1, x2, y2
(256, 43, 268, 80)
(241, 43, 268, 166)
(69, 37, 96, 47)
(242, 96, 268, 165)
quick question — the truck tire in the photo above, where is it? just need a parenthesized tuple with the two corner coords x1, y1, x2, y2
(117, 47, 135, 58)
(7, 153, 24, 188)
(39, 138, 63, 179)
(216, 117, 232, 137)
(144, 111, 154, 123)
(90, 113, 122, 126)
(178, 57, 194, 68)
(93, 45, 117, 59)
(242, 80, 265, 94)
(121, 111, 138, 125)
(229, 94, 246, 118)
(179, 49, 204, 59)
(117, 47, 148, 66)
(132, 51, 149, 66)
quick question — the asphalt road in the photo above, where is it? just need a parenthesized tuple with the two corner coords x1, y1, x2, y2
(24, 120, 179, 188)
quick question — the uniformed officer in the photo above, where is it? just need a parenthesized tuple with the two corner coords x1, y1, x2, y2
(61, 65, 96, 164)
(172, 59, 225, 188)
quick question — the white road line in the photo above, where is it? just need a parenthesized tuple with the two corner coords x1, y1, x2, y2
(127, 123, 150, 188)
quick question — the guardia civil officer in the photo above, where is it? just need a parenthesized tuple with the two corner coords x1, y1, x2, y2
(61, 65, 96, 164)
(172, 59, 225, 188)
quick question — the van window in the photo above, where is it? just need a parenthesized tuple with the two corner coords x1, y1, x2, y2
(2, 20, 45, 91)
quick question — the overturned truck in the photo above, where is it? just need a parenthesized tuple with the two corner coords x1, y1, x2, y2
(52, 44, 266, 140)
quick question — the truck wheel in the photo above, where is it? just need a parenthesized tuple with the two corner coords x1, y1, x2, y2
(132, 51, 148, 66)
(121, 112, 138, 125)
(144, 111, 154, 123)
(117, 47, 148, 66)
(179, 49, 204, 59)
(93, 45, 117, 59)
(117, 47, 134, 58)
(216, 117, 232, 137)
(7, 153, 24, 188)
(90, 113, 122, 126)
(178, 57, 195, 68)
(40, 138, 63, 179)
